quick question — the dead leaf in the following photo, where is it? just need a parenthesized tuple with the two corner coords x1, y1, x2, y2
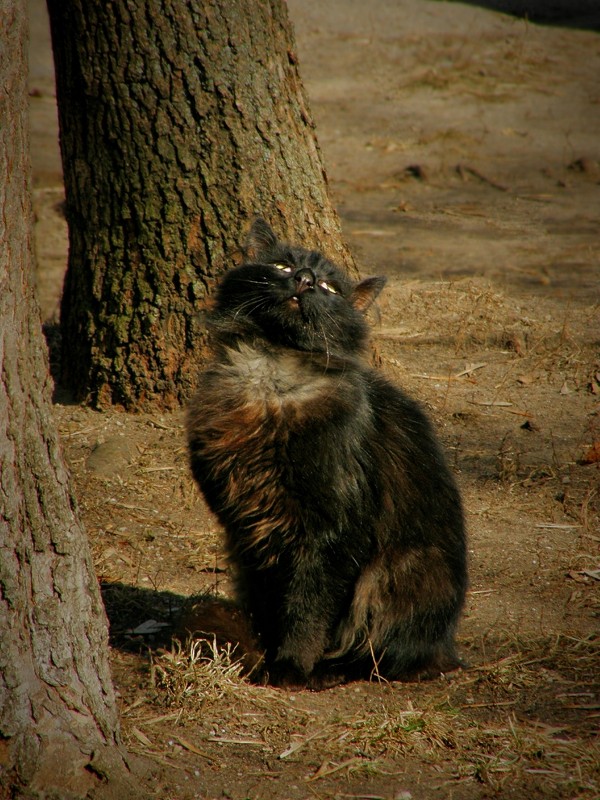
(580, 442, 600, 465)
(517, 373, 535, 385)
(566, 570, 599, 583)
(582, 569, 600, 581)
(130, 619, 171, 635)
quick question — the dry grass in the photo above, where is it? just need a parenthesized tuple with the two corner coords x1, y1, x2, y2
(151, 636, 246, 707)
(378, 278, 595, 363)
(131, 632, 599, 794)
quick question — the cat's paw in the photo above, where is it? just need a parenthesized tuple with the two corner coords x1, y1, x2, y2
(268, 659, 347, 691)
(401, 652, 467, 683)
(306, 671, 347, 691)
(267, 659, 309, 690)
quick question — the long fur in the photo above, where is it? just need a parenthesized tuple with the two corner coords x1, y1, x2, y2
(186, 218, 467, 689)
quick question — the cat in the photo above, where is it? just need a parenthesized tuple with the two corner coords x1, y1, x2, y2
(186, 218, 467, 689)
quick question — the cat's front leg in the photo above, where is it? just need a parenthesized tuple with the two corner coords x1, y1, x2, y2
(266, 569, 343, 689)
(268, 623, 328, 688)
(267, 657, 311, 689)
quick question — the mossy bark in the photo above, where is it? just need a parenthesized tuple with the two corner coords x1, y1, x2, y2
(48, 0, 354, 410)
(0, 2, 138, 795)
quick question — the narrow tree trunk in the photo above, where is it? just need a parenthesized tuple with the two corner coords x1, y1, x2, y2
(0, 3, 137, 796)
(48, 0, 355, 411)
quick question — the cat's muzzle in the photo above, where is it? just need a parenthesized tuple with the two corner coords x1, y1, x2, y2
(294, 268, 316, 295)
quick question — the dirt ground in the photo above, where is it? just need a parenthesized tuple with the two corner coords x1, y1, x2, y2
(29, 0, 599, 798)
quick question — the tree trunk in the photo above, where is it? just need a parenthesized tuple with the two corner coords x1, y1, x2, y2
(0, 2, 138, 796)
(47, 0, 355, 411)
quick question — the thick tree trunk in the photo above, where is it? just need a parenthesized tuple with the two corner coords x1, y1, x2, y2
(0, 3, 137, 796)
(47, 0, 355, 411)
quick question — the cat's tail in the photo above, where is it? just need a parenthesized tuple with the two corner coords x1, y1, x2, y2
(326, 548, 466, 682)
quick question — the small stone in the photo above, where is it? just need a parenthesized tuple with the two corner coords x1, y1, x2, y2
(86, 437, 136, 477)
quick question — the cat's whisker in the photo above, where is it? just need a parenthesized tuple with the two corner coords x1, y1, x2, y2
(318, 320, 331, 367)
(230, 295, 271, 321)
(236, 278, 272, 287)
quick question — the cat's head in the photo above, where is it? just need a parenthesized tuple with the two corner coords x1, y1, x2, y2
(211, 218, 386, 356)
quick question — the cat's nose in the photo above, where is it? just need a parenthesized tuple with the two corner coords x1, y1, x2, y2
(294, 268, 316, 294)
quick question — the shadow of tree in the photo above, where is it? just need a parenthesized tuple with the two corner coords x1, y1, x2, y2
(437, 0, 600, 31)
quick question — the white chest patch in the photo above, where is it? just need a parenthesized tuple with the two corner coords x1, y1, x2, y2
(221, 343, 333, 405)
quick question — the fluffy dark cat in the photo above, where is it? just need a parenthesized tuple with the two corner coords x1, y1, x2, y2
(186, 218, 467, 689)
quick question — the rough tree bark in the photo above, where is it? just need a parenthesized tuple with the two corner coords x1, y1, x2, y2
(0, 3, 139, 797)
(47, 0, 355, 411)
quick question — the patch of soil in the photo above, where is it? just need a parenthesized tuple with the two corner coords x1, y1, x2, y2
(30, 0, 599, 798)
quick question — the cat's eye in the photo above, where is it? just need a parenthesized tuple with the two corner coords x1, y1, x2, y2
(273, 263, 292, 273)
(318, 280, 338, 294)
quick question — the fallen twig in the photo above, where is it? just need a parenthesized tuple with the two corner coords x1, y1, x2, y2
(412, 362, 487, 381)
(279, 729, 326, 760)
(535, 523, 580, 530)
(307, 757, 369, 781)
(208, 736, 264, 746)
(456, 163, 509, 192)
(175, 735, 214, 761)
(468, 400, 513, 407)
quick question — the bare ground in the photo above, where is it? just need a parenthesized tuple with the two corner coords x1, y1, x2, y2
(29, 0, 599, 798)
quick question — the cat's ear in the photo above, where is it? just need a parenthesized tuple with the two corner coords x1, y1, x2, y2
(350, 276, 387, 313)
(244, 217, 279, 260)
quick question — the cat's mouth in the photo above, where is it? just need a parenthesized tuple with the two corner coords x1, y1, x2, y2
(284, 267, 319, 312)
(288, 295, 312, 315)
(286, 291, 307, 309)
(286, 295, 310, 321)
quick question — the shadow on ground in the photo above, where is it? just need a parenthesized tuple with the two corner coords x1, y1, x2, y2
(441, 0, 600, 31)
(101, 580, 185, 651)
